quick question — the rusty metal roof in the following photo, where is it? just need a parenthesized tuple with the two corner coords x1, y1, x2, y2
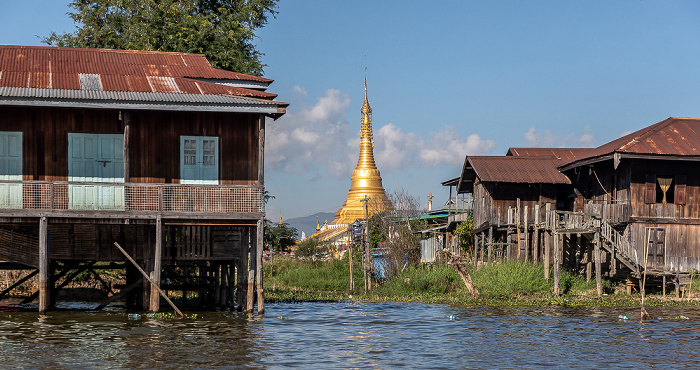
(507, 147, 591, 161)
(467, 156, 571, 184)
(561, 117, 700, 169)
(0, 45, 277, 99)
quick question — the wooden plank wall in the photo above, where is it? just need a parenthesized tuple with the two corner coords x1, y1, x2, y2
(628, 159, 699, 219)
(474, 181, 557, 229)
(629, 222, 700, 272)
(0, 106, 259, 185)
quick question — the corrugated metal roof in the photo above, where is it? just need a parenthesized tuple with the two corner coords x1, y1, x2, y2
(468, 156, 571, 184)
(0, 45, 279, 101)
(0, 86, 281, 113)
(562, 117, 700, 168)
(507, 147, 591, 161)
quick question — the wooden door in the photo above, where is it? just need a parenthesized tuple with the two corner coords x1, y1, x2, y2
(180, 136, 218, 184)
(68, 133, 125, 210)
(646, 227, 666, 269)
(0, 131, 22, 208)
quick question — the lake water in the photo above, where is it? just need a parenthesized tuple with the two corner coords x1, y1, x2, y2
(1, 301, 700, 368)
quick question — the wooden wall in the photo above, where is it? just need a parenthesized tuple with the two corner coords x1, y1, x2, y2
(473, 180, 558, 229)
(0, 106, 260, 185)
(628, 159, 699, 219)
(629, 222, 700, 272)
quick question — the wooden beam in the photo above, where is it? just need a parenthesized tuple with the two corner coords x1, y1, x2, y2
(595, 232, 603, 297)
(113, 242, 182, 317)
(38, 216, 49, 314)
(256, 218, 265, 314)
(0, 269, 38, 300)
(150, 215, 162, 313)
(123, 111, 130, 183)
(95, 278, 143, 310)
(553, 231, 560, 296)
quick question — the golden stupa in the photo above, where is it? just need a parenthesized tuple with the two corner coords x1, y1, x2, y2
(332, 72, 393, 224)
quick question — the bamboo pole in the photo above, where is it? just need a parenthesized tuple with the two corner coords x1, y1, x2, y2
(113, 242, 183, 317)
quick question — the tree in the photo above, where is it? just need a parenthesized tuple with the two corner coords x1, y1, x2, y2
(264, 222, 298, 254)
(295, 236, 329, 261)
(367, 189, 425, 277)
(454, 215, 474, 257)
(43, 0, 279, 76)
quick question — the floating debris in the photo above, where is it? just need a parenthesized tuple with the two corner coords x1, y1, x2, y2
(618, 315, 629, 321)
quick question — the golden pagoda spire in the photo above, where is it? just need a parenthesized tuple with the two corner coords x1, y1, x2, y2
(278, 215, 283, 227)
(332, 69, 392, 224)
(316, 217, 321, 232)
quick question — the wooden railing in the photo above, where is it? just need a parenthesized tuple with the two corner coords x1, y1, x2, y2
(0, 180, 264, 214)
(583, 202, 631, 224)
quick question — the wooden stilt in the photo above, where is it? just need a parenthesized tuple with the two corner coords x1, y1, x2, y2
(473, 233, 479, 266)
(256, 218, 265, 314)
(594, 232, 603, 297)
(38, 216, 50, 314)
(479, 233, 485, 266)
(149, 215, 162, 313)
(487, 226, 493, 265)
(544, 204, 551, 281)
(245, 226, 255, 313)
(553, 231, 560, 296)
(533, 205, 540, 263)
(523, 206, 529, 262)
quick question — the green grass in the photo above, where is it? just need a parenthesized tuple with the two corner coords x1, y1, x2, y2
(263, 257, 700, 307)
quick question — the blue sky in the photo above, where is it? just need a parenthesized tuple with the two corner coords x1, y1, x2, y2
(4, 1, 700, 221)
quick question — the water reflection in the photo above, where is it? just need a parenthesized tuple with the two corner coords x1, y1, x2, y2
(1, 302, 700, 368)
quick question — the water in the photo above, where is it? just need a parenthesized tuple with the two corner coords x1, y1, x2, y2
(1, 302, 700, 368)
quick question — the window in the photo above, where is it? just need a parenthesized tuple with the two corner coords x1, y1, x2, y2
(180, 136, 218, 184)
(645, 174, 686, 205)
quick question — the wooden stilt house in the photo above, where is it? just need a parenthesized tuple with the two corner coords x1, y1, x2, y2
(451, 150, 583, 262)
(559, 117, 700, 276)
(0, 45, 287, 313)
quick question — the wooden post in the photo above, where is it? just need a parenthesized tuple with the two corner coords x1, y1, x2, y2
(586, 244, 593, 282)
(246, 226, 256, 314)
(544, 204, 551, 280)
(113, 242, 183, 317)
(38, 216, 50, 314)
(523, 206, 529, 261)
(480, 232, 485, 266)
(256, 218, 265, 314)
(662, 275, 666, 298)
(487, 226, 493, 265)
(237, 227, 249, 312)
(149, 215, 162, 313)
(516, 199, 521, 260)
(553, 231, 560, 296)
(506, 227, 512, 260)
(473, 233, 479, 266)
(533, 205, 540, 263)
(595, 232, 603, 297)
(122, 111, 130, 183)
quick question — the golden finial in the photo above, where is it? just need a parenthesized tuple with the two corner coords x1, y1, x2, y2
(332, 68, 393, 224)
(316, 217, 321, 232)
(278, 215, 283, 227)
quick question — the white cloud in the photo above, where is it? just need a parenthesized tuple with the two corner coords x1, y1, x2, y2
(267, 88, 498, 179)
(524, 126, 596, 148)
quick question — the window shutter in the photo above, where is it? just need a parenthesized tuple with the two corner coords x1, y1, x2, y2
(676, 174, 686, 205)
(645, 174, 656, 204)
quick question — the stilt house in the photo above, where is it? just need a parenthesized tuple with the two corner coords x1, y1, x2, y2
(448, 117, 700, 292)
(559, 117, 700, 275)
(0, 45, 287, 313)
(451, 149, 585, 261)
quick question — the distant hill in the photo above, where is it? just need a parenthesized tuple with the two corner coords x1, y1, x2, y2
(285, 212, 336, 240)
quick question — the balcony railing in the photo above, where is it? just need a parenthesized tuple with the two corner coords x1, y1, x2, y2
(0, 180, 264, 214)
(583, 202, 631, 224)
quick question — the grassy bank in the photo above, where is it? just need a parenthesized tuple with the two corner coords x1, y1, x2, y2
(264, 253, 700, 306)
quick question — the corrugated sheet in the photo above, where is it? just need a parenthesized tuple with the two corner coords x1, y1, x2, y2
(468, 156, 571, 184)
(0, 45, 278, 100)
(562, 117, 700, 167)
(0, 86, 277, 106)
(507, 147, 591, 161)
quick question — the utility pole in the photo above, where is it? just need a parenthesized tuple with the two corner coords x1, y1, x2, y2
(361, 196, 371, 291)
